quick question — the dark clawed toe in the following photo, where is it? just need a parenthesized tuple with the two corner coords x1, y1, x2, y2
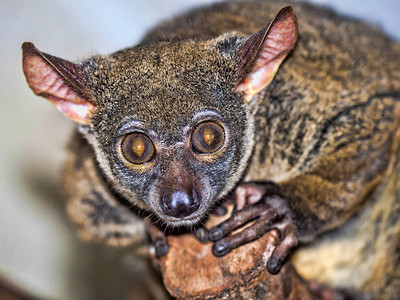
(211, 214, 277, 258)
(194, 228, 209, 243)
(154, 237, 169, 257)
(209, 226, 224, 241)
(208, 202, 268, 242)
(212, 240, 231, 257)
(267, 257, 283, 274)
(208, 189, 299, 267)
(267, 223, 298, 274)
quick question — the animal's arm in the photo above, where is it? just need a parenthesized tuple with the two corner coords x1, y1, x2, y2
(63, 131, 148, 249)
(283, 92, 400, 239)
(281, 159, 389, 241)
(208, 92, 400, 272)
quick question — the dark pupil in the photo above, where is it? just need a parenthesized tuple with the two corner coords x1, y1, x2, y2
(122, 133, 153, 164)
(194, 123, 223, 153)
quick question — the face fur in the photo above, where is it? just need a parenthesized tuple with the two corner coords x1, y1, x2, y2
(22, 6, 297, 228)
(80, 38, 256, 227)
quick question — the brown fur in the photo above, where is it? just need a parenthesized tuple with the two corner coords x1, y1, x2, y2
(23, 0, 400, 298)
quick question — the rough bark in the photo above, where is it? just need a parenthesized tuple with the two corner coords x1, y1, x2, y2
(152, 205, 313, 299)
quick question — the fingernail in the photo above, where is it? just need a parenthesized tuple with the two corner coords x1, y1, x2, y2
(209, 227, 223, 241)
(267, 257, 282, 274)
(212, 241, 230, 257)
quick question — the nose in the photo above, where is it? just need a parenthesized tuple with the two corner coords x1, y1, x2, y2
(162, 190, 200, 218)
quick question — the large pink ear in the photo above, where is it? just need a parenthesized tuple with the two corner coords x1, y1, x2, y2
(237, 6, 298, 102)
(22, 42, 95, 125)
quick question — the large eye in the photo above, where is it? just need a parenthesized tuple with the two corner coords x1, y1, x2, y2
(192, 121, 225, 154)
(121, 133, 155, 164)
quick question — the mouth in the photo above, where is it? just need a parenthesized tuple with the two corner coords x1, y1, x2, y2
(159, 211, 205, 227)
(150, 202, 210, 229)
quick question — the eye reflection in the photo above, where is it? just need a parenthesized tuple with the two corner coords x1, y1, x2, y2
(192, 122, 225, 154)
(121, 133, 155, 164)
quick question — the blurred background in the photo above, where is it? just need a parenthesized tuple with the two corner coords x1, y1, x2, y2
(0, 0, 399, 299)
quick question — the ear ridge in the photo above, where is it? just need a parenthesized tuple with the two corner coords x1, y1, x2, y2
(236, 6, 298, 102)
(22, 42, 95, 125)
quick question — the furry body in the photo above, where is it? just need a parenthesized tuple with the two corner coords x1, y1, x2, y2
(24, 1, 400, 298)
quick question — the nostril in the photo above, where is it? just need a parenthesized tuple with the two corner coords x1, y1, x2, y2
(161, 193, 173, 215)
(162, 190, 200, 218)
(191, 189, 200, 210)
